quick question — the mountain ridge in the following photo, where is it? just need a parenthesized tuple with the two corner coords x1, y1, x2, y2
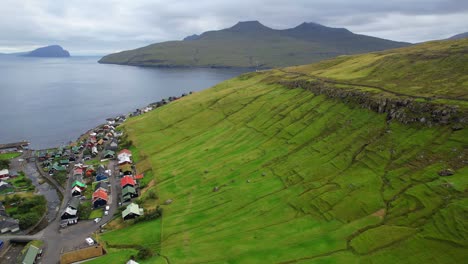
(99, 21, 410, 68)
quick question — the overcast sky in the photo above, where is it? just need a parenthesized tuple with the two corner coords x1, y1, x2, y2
(1, 0, 467, 55)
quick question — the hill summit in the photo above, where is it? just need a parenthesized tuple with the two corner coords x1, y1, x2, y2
(99, 21, 410, 68)
(24, 45, 70, 57)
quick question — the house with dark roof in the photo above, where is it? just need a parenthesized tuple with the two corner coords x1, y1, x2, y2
(95, 181, 109, 192)
(96, 173, 109, 182)
(71, 186, 83, 196)
(61, 207, 78, 220)
(68, 197, 80, 210)
(92, 189, 109, 208)
(122, 186, 137, 202)
(102, 150, 115, 159)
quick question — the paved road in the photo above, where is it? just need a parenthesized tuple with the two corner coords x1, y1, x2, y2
(0, 151, 121, 263)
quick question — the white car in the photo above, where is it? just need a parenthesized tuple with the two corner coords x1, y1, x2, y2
(94, 217, 101, 223)
(85, 237, 94, 246)
(104, 211, 109, 216)
(105, 205, 110, 211)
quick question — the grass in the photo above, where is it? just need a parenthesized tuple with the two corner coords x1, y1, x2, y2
(89, 209, 104, 219)
(96, 42, 468, 263)
(0, 152, 21, 160)
(8, 171, 35, 191)
(100, 219, 162, 250)
(286, 38, 468, 100)
(84, 248, 139, 264)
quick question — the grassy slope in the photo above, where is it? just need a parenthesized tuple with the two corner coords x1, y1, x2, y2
(286, 38, 468, 100)
(94, 41, 468, 263)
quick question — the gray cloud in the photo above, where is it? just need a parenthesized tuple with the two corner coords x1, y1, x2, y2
(1, 0, 467, 55)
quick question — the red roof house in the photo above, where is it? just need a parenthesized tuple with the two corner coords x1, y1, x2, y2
(120, 175, 136, 188)
(92, 189, 109, 208)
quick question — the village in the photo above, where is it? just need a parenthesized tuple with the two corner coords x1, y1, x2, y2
(0, 93, 189, 264)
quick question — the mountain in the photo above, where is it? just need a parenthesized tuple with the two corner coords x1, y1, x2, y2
(99, 21, 410, 68)
(448, 32, 468, 40)
(93, 39, 468, 263)
(23, 45, 70, 57)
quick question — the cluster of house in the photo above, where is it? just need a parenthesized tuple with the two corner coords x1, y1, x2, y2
(38, 145, 82, 175)
(118, 149, 140, 203)
(0, 169, 18, 193)
(129, 92, 191, 117)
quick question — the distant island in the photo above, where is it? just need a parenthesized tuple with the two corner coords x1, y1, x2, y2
(99, 20, 410, 68)
(23, 45, 70, 57)
(0, 45, 70, 57)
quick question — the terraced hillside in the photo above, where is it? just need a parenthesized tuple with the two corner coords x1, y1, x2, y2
(93, 40, 468, 264)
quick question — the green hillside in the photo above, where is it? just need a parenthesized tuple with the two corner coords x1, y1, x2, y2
(99, 21, 409, 68)
(93, 40, 468, 263)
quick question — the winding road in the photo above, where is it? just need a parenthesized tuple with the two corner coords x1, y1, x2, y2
(0, 150, 119, 263)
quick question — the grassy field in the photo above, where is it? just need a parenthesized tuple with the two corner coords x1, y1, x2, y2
(94, 41, 468, 263)
(286, 38, 468, 100)
(0, 152, 21, 160)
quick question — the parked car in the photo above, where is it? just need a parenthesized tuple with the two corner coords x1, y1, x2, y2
(85, 237, 94, 246)
(105, 205, 110, 211)
(94, 217, 101, 223)
(104, 211, 109, 216)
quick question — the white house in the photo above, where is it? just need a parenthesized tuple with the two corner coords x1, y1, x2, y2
(0, 169, 9, 179)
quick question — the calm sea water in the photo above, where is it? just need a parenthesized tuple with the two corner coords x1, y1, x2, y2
(0, 56, 248, 149)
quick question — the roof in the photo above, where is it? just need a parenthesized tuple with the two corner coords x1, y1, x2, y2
(93, 189, 109, 201)
(104, 150, 115, 157)
(120, 176, 136, 187)
(63, 207, 77, 216)
(52, 163, 66, 171)
(73, 168, 83, 174)
(69, 197, 80, 209)
(95, 181, 109, 191)
(135, 174, 144, 180)
(71, 186, 82, 193)
(127, 260, 139, 264)
(122, 203, 144, 218)
(122, 185, 136, 196)
(118, 156, 132, 164)
(0, 169, 9, 175)
(72, 180, 86, 188)
(96, 174, 108, 181)
(119, 149, 132, 156)
(22, 245, 40, 264)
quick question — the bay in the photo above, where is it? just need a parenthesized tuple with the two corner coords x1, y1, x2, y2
(0, 56, 248, 149)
